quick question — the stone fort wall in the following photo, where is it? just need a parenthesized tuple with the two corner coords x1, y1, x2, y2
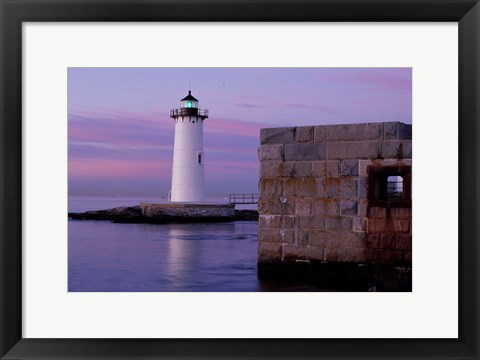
(257, 122, 412, 288)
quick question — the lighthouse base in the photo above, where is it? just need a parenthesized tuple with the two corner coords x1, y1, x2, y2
(139, 202, 235, 218)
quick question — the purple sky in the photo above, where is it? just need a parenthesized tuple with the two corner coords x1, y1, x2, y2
(68, 68, 412, 198)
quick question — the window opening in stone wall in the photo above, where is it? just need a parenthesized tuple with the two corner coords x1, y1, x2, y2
(368, 165, 411, 207)
(197, 152, 203, 165)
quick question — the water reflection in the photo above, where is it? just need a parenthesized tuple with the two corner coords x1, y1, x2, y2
(69, 220, 259, 292)
(166, 226, 203, 289)
(164, 222, 254, 291)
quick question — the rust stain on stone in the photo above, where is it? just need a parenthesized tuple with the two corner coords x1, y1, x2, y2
(258, 123, 412, 272)
(396, 142, 403, 159)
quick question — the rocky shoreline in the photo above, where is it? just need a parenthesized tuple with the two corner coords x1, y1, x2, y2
(68, 205, 258, 224)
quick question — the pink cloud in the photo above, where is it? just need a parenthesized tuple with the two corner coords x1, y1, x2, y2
(68, 111, 173, 150)
(69, 158, 172, 179)
(68, 109, 263, 182)
(69, 110, 264, 147)
(205, 116, 264, 138)
(319, 69, 411, 93)
(206, 160, 259, 177)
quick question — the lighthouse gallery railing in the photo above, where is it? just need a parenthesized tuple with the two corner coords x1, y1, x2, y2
(170, 108, 209, 118)
(229, 194, 259, 205)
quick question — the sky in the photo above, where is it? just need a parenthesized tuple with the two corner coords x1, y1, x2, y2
(68, 68, 412, 198)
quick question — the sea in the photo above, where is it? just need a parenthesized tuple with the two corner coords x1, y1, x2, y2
(68, 197, 333, 292)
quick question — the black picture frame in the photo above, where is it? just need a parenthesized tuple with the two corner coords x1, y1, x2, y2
(1, 0, 479, 359)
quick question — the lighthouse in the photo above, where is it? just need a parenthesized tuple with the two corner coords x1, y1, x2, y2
(169, 91, 209, 203)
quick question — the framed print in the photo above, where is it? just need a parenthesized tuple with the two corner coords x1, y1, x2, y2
(1, 0, 479, 359)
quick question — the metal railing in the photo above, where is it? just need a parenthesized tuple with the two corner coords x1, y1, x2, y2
(229, 194, 259, 204)
(170, 108, 209, 118)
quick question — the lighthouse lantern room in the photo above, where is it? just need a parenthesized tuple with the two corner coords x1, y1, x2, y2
(169, 91, 209, 203)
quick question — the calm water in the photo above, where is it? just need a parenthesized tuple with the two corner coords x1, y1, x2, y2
(69, 197, 264, 292)
(69, 220, 262, 291)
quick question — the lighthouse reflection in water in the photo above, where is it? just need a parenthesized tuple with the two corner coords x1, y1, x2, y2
(68, 215, 259, 292)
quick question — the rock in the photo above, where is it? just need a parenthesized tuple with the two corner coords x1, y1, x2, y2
(68, 206, 258, 224)
(68, 206, 142, 221)
(234, 210, 259, 221)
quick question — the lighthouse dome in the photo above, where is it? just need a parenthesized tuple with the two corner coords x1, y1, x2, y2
(181, 91, 199, 109)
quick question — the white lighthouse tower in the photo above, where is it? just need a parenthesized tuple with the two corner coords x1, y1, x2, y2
(169, 91, 209, 203)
